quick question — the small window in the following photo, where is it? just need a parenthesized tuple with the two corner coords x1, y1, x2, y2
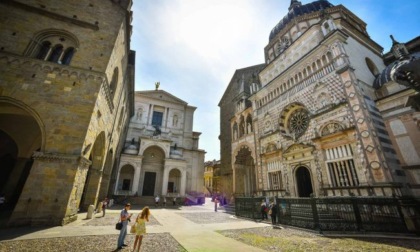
(365, 57, 380, 76)
(36, 41, 51, 60)
(48, 44, 63, 63)
(152, 111, 163, 126)
(62, 47, 75, 65)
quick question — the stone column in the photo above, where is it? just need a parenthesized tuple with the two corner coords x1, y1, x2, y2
(180, 169, 186, 196)
(131, 161, 142, 195)
(161, 164, 169, 196)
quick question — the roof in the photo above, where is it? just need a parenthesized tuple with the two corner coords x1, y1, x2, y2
(269, 0, 334, 41)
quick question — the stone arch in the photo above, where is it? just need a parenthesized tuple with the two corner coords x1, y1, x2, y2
(320, 121, 344, 136)
(139, 142, 169, 158)
(80, 131, 106, 210)
(233, 145, 256, 196)
(117, 164, 135, 192)
(24, 29, 79, 64)
(279, 103, 310, 140)
(294, 165, 313, 197)
(167, 168, 182, 194)
(141, 146, 165, 196)
(0, 98, 43, 210)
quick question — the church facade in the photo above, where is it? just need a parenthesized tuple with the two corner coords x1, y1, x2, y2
(0, 0, 135, 226)
(219, 0, 419, 199)
(116, 88, 205, 198)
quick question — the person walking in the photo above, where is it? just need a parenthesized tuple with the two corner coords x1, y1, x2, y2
(102, 198, 108, 217)
(117, 203, 132, 250)
(260, 200, 268, 220)
(214, 197, 219, 212)
(132, 206, 151, 252)
(173, 196, 177, 206)
(163, 197, 166, 207)
(269, 201, 278, 225)
(155, 195, 160, 207)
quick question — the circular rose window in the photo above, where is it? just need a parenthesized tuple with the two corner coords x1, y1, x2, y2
(288, 108, 310, 138)
(279, 103, 310, 141)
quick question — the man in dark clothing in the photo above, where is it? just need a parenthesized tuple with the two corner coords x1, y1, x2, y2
(269, 201, 278, 225)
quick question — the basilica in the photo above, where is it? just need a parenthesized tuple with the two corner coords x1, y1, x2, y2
(115, 85, 205, 199)
(219, 0, 420, 199)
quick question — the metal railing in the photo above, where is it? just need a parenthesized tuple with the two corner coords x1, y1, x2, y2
(235, 196, 420, 234)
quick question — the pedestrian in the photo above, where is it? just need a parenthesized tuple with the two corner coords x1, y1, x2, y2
(214, 197, 219, 212)
(117, 203, 133, 250)
(173, 196, 177, 206)
(260, 200, 268, 220)
(163, 197, 166, 207)
(102, 198, 108, 217)
(132, 206, 150, 252)
(155, 195, 160, 207)
(269, 201, 278, 225)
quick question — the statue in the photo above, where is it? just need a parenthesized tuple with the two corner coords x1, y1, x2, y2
(153, 125, 161, 136)
(155, 81, 160, 90)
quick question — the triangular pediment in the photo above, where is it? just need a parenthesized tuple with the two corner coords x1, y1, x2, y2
(136, 90, 188, 105)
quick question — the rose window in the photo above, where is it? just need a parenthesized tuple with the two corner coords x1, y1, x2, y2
(287, 108, 309, 138)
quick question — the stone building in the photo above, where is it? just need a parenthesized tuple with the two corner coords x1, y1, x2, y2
(0, 0, 135, 226)
(116, 87, 205, 198)
(204, 159, 221, 196)
(220, 0, 418, 199)
(218, 65, 265, 199)
(374, 36, 420, 196)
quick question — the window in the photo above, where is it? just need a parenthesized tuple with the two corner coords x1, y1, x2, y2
(325, 144, 359, 187)
(152, 111, 163, 126)
(25, 29, 79, 65)
(269, 171, 282, 190)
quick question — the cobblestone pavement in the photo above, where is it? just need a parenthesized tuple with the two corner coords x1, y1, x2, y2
(0, 233, 186, 252)
(1, 202, 419, 252)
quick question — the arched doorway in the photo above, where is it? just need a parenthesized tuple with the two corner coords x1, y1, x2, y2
(234, 146, 256, 196)
(295, 166, 313, 197)
(141, 146, 165, 196)
(167, 169, 181, 194)
(117, 164, 135, 194)
(0, 101, 42, 216)
(80, 132, 105, 210)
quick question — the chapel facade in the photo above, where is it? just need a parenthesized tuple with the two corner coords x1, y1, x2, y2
(116, 87, 205, 198)
(0, 0, 135, 226)
(219, 0, 419, 199)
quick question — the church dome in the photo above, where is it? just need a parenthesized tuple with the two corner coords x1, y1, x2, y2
(269, 0, 334, 41)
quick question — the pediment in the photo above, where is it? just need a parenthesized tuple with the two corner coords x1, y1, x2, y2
(283, 143, 314, 156)
(136, 90, 188, 105)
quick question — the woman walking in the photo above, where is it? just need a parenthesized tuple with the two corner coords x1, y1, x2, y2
(133, 206, 150, 252)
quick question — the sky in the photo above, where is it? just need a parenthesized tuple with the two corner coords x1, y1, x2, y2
(130, 0, 420, 161)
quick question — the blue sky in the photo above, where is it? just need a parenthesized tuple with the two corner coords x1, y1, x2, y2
(131, 0, 420, 161)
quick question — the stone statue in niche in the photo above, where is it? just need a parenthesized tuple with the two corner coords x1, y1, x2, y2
(173, 114, 178, 127)
(136, 107, 143, 121)
(247, 122, 252, 133)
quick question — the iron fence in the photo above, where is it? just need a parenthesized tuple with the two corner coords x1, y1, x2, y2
(235, 196, 419, 234)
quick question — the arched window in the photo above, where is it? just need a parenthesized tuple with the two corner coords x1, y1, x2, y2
(109, 68, 119, 100)
(25, 29, 79, 65)
(36, 41, 51, 60)
(365, 57, 380, 76)
(48, 44, 63, 63)
(62, 47, 75, 65)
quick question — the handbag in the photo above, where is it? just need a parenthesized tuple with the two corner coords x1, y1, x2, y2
(130, 223, 136, 234)
(116, 222, 123, 230)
